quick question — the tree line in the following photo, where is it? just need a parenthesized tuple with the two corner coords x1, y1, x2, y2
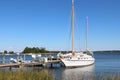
(0, 50, 15, 54)
(22, 47, 49, 53)
(0, 47, 69, 54)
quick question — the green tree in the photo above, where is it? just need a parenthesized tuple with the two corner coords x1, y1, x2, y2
(40, 47, 46, 53)
(23, 47, 32, 53)
(4, 50, 7, 54)
(35, 47, 40, 53)
(22, 47, 49, 53)
(9, 51, 14, 54)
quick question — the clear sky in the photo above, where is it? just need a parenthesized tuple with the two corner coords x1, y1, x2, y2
(0, 0, 120, 52)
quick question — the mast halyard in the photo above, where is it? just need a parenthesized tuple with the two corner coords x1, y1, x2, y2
(86, 16, 88, 54)
(72, 0, 75, 56)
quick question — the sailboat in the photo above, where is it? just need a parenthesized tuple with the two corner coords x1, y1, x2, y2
(57, 0, 95, 67)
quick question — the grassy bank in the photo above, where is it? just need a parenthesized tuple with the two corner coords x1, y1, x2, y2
(0, 69, 53, 80)
(0, 69, 120, 80)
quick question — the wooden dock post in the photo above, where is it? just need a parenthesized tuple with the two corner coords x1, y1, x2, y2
(50, 63, 53, 68)
(9, 66, 12, 71)
(9, 60, 12, 70)
(2, 53, 5, 64)
(42, 57, 48, 68)
(19, 62, 23, 69)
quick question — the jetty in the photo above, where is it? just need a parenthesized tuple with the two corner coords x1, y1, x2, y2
(0, 58, 61, 68)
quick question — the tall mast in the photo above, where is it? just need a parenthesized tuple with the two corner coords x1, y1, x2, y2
(72, 0, 75, 56)
(86, 16, 88, 54)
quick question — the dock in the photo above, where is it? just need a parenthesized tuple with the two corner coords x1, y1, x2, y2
(0, 59, 62, 68)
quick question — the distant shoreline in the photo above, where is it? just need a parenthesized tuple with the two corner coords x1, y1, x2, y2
(93, 50, 120, 53)
(0, 50, 120, 54)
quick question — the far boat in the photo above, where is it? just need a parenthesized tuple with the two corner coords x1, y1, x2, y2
(57, 0, 95, 67)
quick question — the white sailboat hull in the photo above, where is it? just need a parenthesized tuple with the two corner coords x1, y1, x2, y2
(57, 0, 95, 68)
(61, 59, 94, 67)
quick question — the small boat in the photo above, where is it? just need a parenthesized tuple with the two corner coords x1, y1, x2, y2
(10, 57, 31, 63)
(31, 54, 36, 59)
(10, 57, 23, 63)
(31, 54, 41, 59)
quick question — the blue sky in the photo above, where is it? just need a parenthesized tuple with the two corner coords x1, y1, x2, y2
(0, 0, 120, 52)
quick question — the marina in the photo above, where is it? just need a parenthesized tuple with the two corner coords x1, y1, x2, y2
(0, 55, 61, 68)
(0, 52, 120, 80)
(0, 0, 120, 79)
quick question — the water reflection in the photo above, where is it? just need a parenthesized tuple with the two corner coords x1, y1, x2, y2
(61, 65, 95, 80)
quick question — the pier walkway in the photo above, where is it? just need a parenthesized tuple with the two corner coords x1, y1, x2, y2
(0, 59, 61, 68)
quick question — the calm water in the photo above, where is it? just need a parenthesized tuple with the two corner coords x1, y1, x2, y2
(0, 52, 120, 80)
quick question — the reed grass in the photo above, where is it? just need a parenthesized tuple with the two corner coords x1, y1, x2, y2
(0, 69, 120, 80)
(0, 69, 53, 80)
